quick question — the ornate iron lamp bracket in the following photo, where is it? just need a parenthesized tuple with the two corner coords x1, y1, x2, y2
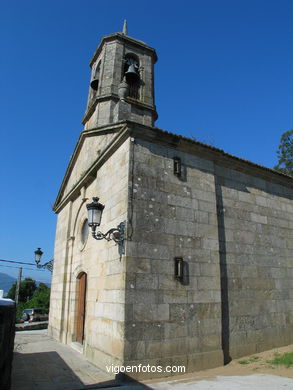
(91, 221, 126, 257)
(36, 259, 54, 272)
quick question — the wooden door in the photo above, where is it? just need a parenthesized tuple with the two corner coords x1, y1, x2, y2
(76, 273, 87, 344)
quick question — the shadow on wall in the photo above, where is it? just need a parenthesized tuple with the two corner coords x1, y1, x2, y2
(12, 350, 153, 390)
(215, 176, 232, 365)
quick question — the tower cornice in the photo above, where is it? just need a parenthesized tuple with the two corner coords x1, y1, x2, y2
(90, 32, 157, 68)
(82, 94, 158, 125)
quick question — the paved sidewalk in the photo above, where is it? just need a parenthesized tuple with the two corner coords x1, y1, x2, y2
(148, 374, 293, 390)
(12, 330, 115, 390)
(12, 330, 293, 390)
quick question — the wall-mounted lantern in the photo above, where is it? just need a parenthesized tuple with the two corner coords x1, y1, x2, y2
(86, 197, 125, 256)
(34, 248, 54, 272)
(173, 157, 182, 177)
(174, 257, 184, 281)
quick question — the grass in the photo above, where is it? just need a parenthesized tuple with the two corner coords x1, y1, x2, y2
(267, 351, 293, 368)
(238, 356, 260, 365)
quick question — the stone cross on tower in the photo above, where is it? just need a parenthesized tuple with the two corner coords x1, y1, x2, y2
(122, 20, 128, 35)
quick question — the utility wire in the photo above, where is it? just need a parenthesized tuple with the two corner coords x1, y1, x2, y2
(0, 258, 36, 266)
(0, 264, 47, 272)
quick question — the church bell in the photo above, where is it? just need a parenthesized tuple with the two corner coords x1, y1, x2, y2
(90, 78, 99, 91)
(125, 64, 140, 83)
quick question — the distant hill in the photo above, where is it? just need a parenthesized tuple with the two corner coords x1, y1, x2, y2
(0, 273, 16, 296)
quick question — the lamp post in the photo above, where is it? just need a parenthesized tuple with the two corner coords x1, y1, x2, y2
(34, 248, 54, 272)
(86, 197, 125, 256)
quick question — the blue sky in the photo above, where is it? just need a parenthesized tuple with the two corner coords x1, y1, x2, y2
(0, 1, 292, 284)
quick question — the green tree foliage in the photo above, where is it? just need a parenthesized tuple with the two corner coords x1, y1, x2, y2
(35, 282, 49, 294)
(27, 284, 50, 310)
(274, 129, 293, 177)
(7, 277, 37, 302)
(14, 281, 51, 322)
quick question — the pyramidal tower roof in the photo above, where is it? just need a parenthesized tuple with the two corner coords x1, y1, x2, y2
(89, 24, 157, 67)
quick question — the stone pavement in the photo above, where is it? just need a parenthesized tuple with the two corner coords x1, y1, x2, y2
(12, 330, 115, 390)
(12, 330, 293, 390)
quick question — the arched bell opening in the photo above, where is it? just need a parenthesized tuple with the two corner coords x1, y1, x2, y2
(90, 61, 101, 95)
(123, 53, 140, 99)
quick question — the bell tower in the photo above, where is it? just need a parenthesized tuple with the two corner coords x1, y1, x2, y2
(82, 22, 158, 129)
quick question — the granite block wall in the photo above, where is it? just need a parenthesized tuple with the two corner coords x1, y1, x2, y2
(124, 138, 224, 375)
(215, 165, 293, 360)
(123, 136, 293, 376)
(49, 137, 130, 369)
(50, 125, 293, 379)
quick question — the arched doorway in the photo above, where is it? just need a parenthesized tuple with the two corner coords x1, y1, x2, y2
(76, 272, 87, 344)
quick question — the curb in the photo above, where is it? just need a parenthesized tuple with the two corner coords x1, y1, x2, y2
(15, 321, 48, 331)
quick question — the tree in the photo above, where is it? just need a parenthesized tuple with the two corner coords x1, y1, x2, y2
(7, 277, 37, 302)
(274, 129, 293, 177)
(12, 281, 51, 322)
(29, 283, 50, 310)
(35, 282, 49, 293)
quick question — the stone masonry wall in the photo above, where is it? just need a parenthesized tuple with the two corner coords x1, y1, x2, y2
(63, 131, 118, 199)
(124, 138, 223, 376)
(49, 137, 130, 370)
(48, 201, 71, 342)
(50, 126, 293, 378)
(124, 136, 293, 377)
(215, 165, 293, 360)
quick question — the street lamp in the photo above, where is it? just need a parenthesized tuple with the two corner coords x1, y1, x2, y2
(34, 248, 54, 272)
(86, 197, 104, 228)
(86, 197, 125, 256)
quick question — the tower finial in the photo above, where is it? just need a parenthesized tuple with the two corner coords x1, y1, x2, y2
(122, 19, 128, 35)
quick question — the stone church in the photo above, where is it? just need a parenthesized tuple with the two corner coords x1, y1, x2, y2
(48, 25, 293, 378)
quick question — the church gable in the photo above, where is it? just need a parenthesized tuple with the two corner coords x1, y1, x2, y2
(54, 123, 126, 210)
